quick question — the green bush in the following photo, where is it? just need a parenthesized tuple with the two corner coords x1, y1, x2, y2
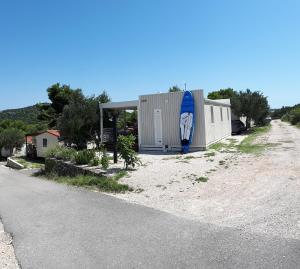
(74, 149, 95, 165)
(281, 114, 289, 122)
(46, 146, 76, 161)
(281, 107, 300, 125)
(117, 134, 140, 170)
(89, 157, 100, 166)
(289, 108, 300, 125)
(100, 148, 109, 169)
(46, 146, 61, 158)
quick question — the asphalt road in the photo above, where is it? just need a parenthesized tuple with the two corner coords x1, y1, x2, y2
(0, 166, 299, 269)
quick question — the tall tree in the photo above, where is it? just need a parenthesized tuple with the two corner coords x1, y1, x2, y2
(95, 90, 111, 104)
(236, 89, 269, 128)
(207, 88, 241, 115)
(57, 90, 111, 149)
(208, 88, 269, 127)
(169, 85, 182, 92)
(38, 83, 83, 127)
(207, 88, 237, 99)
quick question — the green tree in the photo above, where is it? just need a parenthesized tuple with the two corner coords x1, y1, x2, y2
(208, 88, 269, 127)
(207, 88, 241, 115)
(38, 83, 83, 127)
(57, 91, 111, 149)
(169, 85, 182, 92)
(117, 110, 137, 130)
(57, 94, 93, 149)
(117, 134, 140, 169)
(207, 88, 237, 99)
(0, 128, 24, 156)
(95, 90, 111, 104)
(236, 89, 269, 128)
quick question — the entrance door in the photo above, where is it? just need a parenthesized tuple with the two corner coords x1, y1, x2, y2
(153, 109, 163, 145)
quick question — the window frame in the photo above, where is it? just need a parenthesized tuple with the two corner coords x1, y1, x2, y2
(43, 138, 48, 148)
(210, 106, 214, 123)
(220, 107, 223, 121)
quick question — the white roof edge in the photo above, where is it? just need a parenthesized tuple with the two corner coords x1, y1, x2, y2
(100, 100, 139, 109)
(204, 98, 231, 107)
(139, 89, 204, 98)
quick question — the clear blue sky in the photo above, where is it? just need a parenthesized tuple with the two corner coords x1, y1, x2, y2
(1, 0, 299, 110)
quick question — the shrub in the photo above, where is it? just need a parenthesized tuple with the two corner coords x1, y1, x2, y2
(89, 157, 100, 166)
(289, 108, 300, 125)
(281, 114, 289, 122)
(117, 134, 141, 170)
(46, 146, 61, 158)
(281, 107, 300, 125)
(57, 147, 76, 161)
(46, 146, 76, 161)
(74, 149, 95, 165)
(100, 149, 109, 169)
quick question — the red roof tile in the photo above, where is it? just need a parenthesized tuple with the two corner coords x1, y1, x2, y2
(47, 130, 60, 137)
(26, 136, 33, 144)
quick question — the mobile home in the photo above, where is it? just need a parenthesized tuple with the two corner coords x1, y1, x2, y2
(100, 89, 231, 152)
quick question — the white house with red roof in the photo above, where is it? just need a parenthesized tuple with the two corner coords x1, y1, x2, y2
(26, 130, 61, 158)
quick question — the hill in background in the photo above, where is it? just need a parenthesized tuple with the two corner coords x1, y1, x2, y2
(0, 105, 41, 124)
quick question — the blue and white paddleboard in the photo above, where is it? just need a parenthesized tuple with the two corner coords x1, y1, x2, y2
(180, 91, 195, 154)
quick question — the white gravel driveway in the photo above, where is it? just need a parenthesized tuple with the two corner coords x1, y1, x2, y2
(112, 120, 300, 240)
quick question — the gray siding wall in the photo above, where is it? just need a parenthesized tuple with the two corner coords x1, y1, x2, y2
(204, 99, 232, 146)
(138, 90, 206, 150)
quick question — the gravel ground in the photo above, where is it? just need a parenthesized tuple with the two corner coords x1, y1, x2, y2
(0, 220, 19, 269)
(111, 120, 300, 240)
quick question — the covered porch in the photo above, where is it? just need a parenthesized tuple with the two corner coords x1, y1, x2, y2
(99, 100, 139, 162)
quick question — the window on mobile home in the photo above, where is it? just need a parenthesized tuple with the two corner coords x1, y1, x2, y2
(210, 106, 214, 123)
(227, 108, 229, 120)
(220, 107, 223, 121)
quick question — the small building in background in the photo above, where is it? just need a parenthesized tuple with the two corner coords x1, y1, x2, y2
(26, 130, 60, 158)
(100, 89, 232, 152)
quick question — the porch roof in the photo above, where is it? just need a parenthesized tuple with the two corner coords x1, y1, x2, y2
(99, 100, 138, 110)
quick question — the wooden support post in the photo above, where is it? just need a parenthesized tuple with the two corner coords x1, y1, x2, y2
(112, 114, 118, 164)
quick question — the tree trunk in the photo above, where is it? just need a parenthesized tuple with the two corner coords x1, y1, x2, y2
(246, 118, 251, 129)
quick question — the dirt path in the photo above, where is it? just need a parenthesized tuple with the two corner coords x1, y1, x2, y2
(113, 120, 300, 240)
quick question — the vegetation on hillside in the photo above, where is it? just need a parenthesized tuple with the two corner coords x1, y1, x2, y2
(0, 105, 44, 125)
